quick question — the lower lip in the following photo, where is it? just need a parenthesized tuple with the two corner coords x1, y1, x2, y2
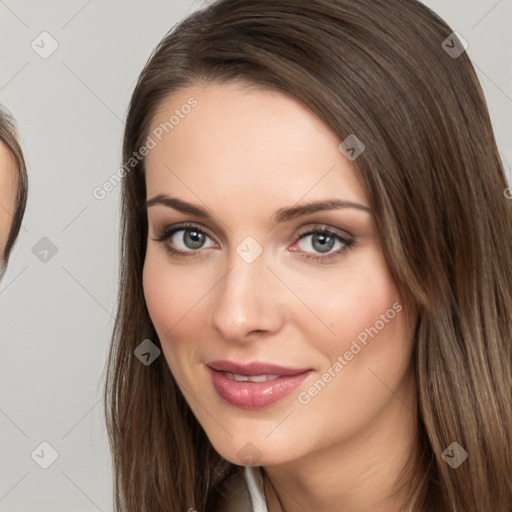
(207, 366, 313, 409)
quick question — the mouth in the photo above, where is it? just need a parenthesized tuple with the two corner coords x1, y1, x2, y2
(220, 372, 282, 382)
(206, 360, 314, 409)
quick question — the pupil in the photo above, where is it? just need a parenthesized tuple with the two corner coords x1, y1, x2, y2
(184, 230, 205, 249)
(313, 233, 334, 253)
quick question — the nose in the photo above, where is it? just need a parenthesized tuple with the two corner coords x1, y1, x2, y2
(210, 247, 286, 342)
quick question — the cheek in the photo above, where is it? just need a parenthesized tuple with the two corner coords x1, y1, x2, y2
(295, 253, 403, 356)
(142, 249, 211, 362)
(291, 259, 412, 446)
(335, 276, 399, 345)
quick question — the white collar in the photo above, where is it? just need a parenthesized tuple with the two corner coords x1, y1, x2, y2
(244, 466, 269, 512)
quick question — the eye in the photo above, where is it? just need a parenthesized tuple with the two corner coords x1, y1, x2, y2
(152, 223, 217, 257)
(293, 227, 355, 262)
(152, 223, 355, 262)
(173, 228, 213, 251)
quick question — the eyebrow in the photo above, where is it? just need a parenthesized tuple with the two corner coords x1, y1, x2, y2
(146, 194, 371, 225)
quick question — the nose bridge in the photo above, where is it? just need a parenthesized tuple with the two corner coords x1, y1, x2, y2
(210, 243, 284, 339)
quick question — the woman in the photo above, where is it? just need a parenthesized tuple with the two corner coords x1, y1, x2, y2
(104, 0, 512, 510)
(0, 106, 28, 279)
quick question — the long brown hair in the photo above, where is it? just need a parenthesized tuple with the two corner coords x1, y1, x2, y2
(0, 106, 28, 271)
(104, 0, 512, 510)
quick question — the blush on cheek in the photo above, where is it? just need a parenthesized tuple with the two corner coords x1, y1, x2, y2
(315, 285, 403, 370)
(315, 282, 397, 344)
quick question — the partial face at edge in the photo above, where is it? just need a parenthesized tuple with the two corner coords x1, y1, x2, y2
(0, 141, 18, 268)
(142, 81, 415, 466)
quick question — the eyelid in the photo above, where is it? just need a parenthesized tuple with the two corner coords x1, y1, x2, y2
(151, 221, 356, 261)
(152, 221, 352, 244)
(295, 223, 355, 239)
(152, 221, 218, 244)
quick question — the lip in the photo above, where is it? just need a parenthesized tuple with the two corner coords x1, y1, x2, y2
(206, 360, 313, 409)
(206, 360, 312, 376)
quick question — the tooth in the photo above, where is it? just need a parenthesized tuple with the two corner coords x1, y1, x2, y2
(248, 375, 267, 382)
(247, 375, 273, 382)
(223, 372, 283, 382)
(233, 373, 250, 382)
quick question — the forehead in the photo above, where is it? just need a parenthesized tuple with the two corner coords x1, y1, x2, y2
(144, 82, 366, 208)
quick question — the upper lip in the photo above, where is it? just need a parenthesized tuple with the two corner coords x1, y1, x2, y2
(206, 360, 312, 376)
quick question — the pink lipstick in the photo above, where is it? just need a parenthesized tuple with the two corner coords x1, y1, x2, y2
(206, 360, 313, 409)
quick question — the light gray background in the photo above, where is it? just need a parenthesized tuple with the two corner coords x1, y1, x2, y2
(0, 1, 511, 510)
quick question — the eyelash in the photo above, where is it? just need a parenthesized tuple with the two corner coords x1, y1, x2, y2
(152, 222, 355, 263)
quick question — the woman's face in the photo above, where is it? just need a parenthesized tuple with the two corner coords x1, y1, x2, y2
(143, 82, 416, 466)
(0, 141, 18, 265)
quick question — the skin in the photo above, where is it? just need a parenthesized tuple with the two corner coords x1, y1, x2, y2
(0, 141, 18, 267)
(143, 82, 419, 512)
